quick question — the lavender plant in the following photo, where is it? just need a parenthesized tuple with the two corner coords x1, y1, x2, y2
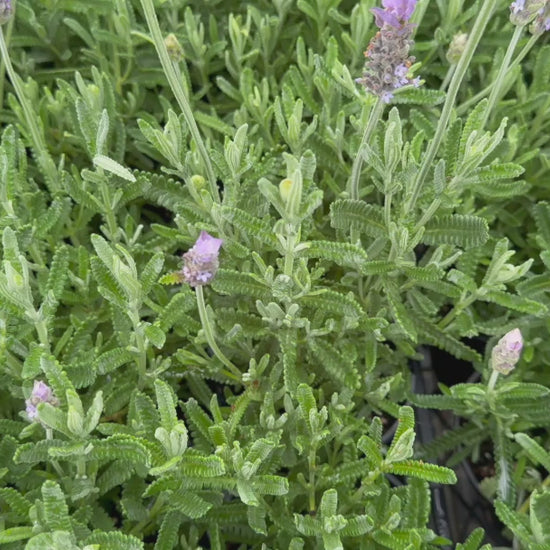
(0, 0, 550, 548)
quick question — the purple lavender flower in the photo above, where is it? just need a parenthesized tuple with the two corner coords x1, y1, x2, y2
(531, 3, 550, 33)
(25, 380, 58, 422)
(510, 0, 546, 26)
(181, 231, 223, 287)
(491, 328, 523, 375)
(0, 0, 12, 25)
(371, 0, 417, 29)
(356, 0, 420, 102)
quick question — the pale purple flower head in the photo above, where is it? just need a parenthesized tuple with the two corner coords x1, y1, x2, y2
(181, 231, 223, 287)
(25, 380, 58, 422)
(371, 0, 417, 29)
(357, 0, 420, 102)
(510, 0, 547, 26)
(531, 3, 550, 33)
(491, 328, 523, 375)
(0, 0, 12, 25)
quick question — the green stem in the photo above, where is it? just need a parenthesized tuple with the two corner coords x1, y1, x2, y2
(283, 232, 296, 277)
(481, 25, 523, 128)
(195, 286, 241, 380)
(35, 319, 50, 352)
(348, 97, 385, 201)
(0, 27, 58, 191)
(129, 311, 148, 388)
(45, 428, 65, 477)
(487, 369, 499, 392)
(308, 446, 317, 512)
(139, 0, 218, 202)
(456, 32, 540, 116)
(437, 292, 478, 330)
(404, 0, 499, 215)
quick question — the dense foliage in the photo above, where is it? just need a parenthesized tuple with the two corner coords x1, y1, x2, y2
(1, 0, 550, 548)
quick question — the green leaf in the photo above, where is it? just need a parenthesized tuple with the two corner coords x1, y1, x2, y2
(514, 433, 550, 472)
(303, 240, 368, 269)
(384, 282, 417, 341)
(384, 460, 457, 484)
(300, 289, 364, 318)
(220, 206, 278, 247)
(95, 347, 136, 375)
(415, 316, 482, 362)
(494, 500, 532, 545)
(154, 511, 182, 550)
(45, 245, 70, 300)
(330, 199, 386, 238)
(155, 379, 178, 430)
(0, 526, 34, 543)
(422, 215, 489, 248)
(42, 480, 72, 533)
(481, 290, 547, 316)
(93, 154, 136, 181)
(212, 269, 271, 299)
(85, 530, 144, 550)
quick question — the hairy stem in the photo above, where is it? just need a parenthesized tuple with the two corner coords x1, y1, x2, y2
(348, 97, 385, 201)
(405, 0, 499, 215)
(481, 24, 523, 128)
(0, 27, 58, 191)
(196, 286, 241, 380)
(139, 0, 219, 202)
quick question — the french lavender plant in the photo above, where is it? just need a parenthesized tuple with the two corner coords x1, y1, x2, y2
(1, 0, 550, 548)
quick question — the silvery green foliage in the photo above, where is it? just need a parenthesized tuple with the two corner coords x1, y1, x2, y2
(0, 0, 550, 548)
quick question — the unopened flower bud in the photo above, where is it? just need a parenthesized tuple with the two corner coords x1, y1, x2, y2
(446, 33, 468, 64)
(181, 231, 223, 287)
(165, 33, 184, 62)
(279, 178, 293, 202)
(491, 328, 523, 375)
(25, 380, 59, 422)
(190, 174, 206, 191)
(0, 0, 12, 25)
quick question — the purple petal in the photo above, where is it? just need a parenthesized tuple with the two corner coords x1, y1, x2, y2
(193, 231, 223, 257)
(32, 380, 53, 402)
(371, 7, 401, 28)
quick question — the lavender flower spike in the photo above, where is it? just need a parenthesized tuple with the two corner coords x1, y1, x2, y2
(0, 0, 12, 25)
(509, 0, 546, 26)
(25, 380, 58, 422)
(356, 0, 420, 102)
(491, 328, 523, 375)
(181, 231, 223, 287)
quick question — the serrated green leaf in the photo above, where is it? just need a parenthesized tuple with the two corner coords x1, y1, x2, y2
(422, 215, 488, 248)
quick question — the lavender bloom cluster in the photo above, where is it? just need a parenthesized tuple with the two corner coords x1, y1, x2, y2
(510, 0, 550, 32)
(491, 328, 523, 375)
(181, 231, 223, 287)
(356, 0, 420, 103)
(0, 0, 12, 25)
(25, 380, 58, 422)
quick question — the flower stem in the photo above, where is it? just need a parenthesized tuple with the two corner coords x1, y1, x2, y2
(456, 32, 540, 116)
(404, 0, 499, 216)
(348, 97, 385, 201)
(195, 286, 241, 380)
(487, 369, 499, 392)
(0, 27, 58, 192)
(481, 24, 523, 129)
(139, 0, 218, 202)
